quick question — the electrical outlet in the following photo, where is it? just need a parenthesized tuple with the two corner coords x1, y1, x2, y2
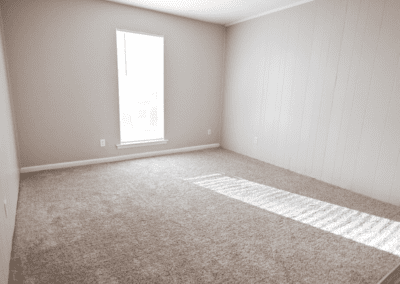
(100, 139, 106, 147)
(208, 129, 212, 135)
(254, 137, 258, 144)
(4, 199, 7, 218)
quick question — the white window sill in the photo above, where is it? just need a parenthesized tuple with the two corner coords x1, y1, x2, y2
(116, 139, 168, 149)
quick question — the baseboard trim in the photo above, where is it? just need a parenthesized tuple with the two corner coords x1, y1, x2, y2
(20, 143, 220, 173)
(377, 261, 400, 284)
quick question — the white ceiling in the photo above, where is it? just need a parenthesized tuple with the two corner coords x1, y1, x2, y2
(106, 0, 313, 26)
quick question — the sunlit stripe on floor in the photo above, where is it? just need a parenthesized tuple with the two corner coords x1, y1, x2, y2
(216, 183, 262, 195)
(356, 216, 388, 243)
(244, 191, 288, 207)
(287, 204, 328, 220)
(278, 197, 323, 214)
(377, 224, 400, 250)
(380, 232, 400, 255)
(295, 203, 334, 222)
(264, 194, 301, 207)
(321, 210, 360, 231)
(195, 176, 232, 186)
(266, 198, 313, 215)
(341, 215, 373, 241)
(187, 174, 400, 257)
(210, 182, 247, 193)
(334, 212, 370, 236)
(360, 218, 392, 245)
(369, 223, 400, 247)
(205, 179, 244, 189)
(310, 206, 348, 227)
(300, 204, 337, 223)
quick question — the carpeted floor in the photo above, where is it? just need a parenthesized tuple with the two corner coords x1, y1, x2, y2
(8, 148, 400, 283)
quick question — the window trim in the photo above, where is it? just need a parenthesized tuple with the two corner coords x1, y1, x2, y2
(115, 28, 166, 148)
(116, 139, 169, 149)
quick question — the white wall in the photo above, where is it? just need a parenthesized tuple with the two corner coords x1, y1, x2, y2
(0, 6, 20, 284)
(222, 0, 400, 206)
(0, 0, 225, 168)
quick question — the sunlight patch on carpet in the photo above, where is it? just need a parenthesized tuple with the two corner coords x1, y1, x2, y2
(184, 174, 400, 258)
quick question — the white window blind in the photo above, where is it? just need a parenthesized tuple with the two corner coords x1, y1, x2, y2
(116, 30, 164, 144)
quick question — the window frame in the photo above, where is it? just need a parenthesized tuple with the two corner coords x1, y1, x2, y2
(114, 29, 168, 149)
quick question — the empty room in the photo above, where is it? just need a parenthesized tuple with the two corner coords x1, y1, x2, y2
(1, 0, 400, 283)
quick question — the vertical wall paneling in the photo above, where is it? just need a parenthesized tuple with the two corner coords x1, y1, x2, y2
(257, 19, 271, 163)
(349, 0, 388, 190)
(223, 21, 268, 157)
(296, 0, 328, 176)
(331, 0, 369, 187)
(224, 25, 242, 153)
(305, 0, 336, 178)
(268, 13, 291, 166)
(311, 0, 347, 180)
(289, 5, 317, 174)
(352, 0, 400, 200)
(281, 13, 303, 170)
(340, 0, 385, 191)
(222, 0, 400, 205)
(247, 22, 268, 159)
(374, 56, 400, 203)
(276, 10, 301, 170)
(375, 48, 400, 204)
(260, 18, 282, 165)
(391, 148, 400, 206)
(321, 0, 362, 184)
(0, 7, 20, 283)
(260, 16, 284, 164)
(220, 34, 236, 151)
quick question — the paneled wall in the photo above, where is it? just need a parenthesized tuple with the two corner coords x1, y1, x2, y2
(0, 8, 20, 284)
(222, 0, 400, 206)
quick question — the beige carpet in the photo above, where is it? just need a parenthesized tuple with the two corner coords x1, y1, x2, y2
(8, 148, 400, 283)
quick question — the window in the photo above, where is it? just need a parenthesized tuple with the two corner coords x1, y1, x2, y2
(115, 29, 167, 149)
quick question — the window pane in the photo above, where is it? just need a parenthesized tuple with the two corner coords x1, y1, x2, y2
(116, 30, 164, 143)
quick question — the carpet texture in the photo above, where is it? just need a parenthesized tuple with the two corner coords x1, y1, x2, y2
(8, 148, 400, 283)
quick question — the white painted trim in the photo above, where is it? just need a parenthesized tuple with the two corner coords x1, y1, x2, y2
(377, 261, 400, 284)
(116, 139, 168, 149)
(116, 28, 164, 39)
(225, 0, 314, 27)
(20, 143, 220, 173)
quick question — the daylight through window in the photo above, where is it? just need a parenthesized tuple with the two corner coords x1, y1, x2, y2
(116, 30, 164, 144)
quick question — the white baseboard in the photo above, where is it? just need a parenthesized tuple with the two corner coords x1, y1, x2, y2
(20, 143, 220, 173)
